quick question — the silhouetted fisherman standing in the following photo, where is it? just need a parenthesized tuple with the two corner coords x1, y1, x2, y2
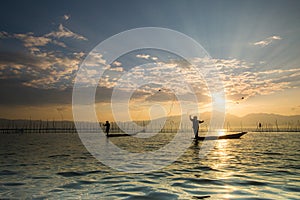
(189, 115, 204, 138)
(103, 121, 110, 136)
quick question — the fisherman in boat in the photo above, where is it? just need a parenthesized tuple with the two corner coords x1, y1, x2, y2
(103, 121, 111, 136)
(189, 115, 204, 138)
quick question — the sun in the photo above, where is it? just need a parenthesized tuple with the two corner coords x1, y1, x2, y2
(217, 129, 227, 136)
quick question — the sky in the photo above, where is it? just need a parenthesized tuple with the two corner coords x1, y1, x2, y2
(0, 0, 300, 121)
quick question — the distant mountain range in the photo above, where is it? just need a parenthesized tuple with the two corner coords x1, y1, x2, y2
(152, 112, 300, 128)
(0, 113, 299, 129)
(224, 113, 300, 128)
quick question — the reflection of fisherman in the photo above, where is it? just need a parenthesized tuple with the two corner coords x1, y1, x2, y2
(189, 115, 204, 138)
(103, 121, 110, 136)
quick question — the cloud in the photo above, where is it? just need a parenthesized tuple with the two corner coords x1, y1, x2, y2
(0, 49, 85, 89)
(109, 67, 123, 72)
(13, 33, 52, 47)
(135, 54, 158, 61)
(0, 24, 88, 85)
(0, 26, 298, 110)
(1, 23, 87, 52)
(0, 51, 39, 66)
(0, 32, 67, 53)
(0, 19, 91, 105)
(1, 31, 53, 48)
(63, 14, 70, 20)
(136, 54, 151, 59)
(45, 24, 87, 40)
(52, 40, 67, 48)
(2, 48, 297, 101)
(112, 61, 122, 67)
(251, 35, 282, 47)
(109, 58, 300, 106)
(210, 58, 300, 103)
(0, 31, 9, 38)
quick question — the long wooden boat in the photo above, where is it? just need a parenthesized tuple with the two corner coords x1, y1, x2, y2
(106, 133, 131, 137)
(196, 132, 247, 141)
(106, 133, 138, 137)
(106, 132, 247, 139)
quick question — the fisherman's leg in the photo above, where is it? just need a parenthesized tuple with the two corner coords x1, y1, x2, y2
(193, 128, 197, 138)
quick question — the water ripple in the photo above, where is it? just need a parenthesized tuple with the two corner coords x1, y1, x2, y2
(56, 170, 102, 177)
(0, 132, 299, 199)
(0, 170, 18, 176)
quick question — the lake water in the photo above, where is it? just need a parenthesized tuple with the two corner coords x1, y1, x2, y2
(0, 132, 299, 199)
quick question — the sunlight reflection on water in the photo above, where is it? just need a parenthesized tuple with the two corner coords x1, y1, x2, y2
(0, 132, 299, 199)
